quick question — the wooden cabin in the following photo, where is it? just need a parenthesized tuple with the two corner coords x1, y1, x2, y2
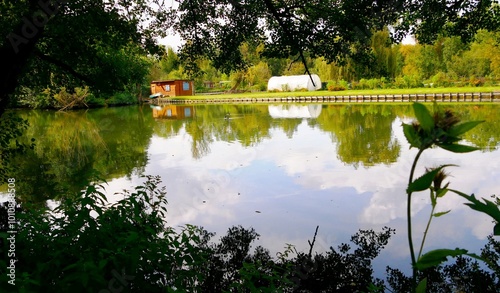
(152, 105, 195, 119)
(150, 80, 194, 97)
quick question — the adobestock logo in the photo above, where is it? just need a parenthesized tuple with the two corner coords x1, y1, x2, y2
(7, 0, 67, 53)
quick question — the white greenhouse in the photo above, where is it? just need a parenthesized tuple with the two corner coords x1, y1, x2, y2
(267, 74, 322, 92)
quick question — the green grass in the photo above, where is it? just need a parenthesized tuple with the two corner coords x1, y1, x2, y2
(175, 86, 499, 100)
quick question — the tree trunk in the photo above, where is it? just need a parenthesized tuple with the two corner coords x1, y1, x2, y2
(0, 0, 56, 118)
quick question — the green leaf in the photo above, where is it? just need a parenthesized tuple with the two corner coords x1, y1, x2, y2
(437, 143, 480, 153)
(408, 165, 454, 193)
(126, 232, 139, 243)
(402, 123, 420, 148)
(464, 252, 488, 264)
(494, 224, 500, 236)
(430, 190, 437, 207)
(413, 103, 434, 133)
(98, 259, 108, 270)
(433, 210, 451, 217)
(436, 187, 449, 198)
(447, 120, 484, 137)
(415, 248, 468, 270)
(416, 278, 427, 293)
(62, 263, 79, 271)
(450, 189, 500, 226)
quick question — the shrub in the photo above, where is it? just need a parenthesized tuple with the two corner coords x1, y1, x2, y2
(106, 92, 137, 105)
(53, 87, 91, 110)
(281, 84, 290, 92)
(338, 79, 350, 89)
(429, 72, 452, 87)
(15, 87, 55, 109)
(366, 78, 378, 89)
(0, 176, 209, 292)
(468, 76, 485, 87)
(0, 174, 499, 292)
(393, 75, 423, 89)
(327, 80, 347, 91)
(357, 78, 369, 89)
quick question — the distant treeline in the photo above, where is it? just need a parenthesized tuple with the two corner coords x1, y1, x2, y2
(151, 29, 500, 93)
(12, 29, 499, 109)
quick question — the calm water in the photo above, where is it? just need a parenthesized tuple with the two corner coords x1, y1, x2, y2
(3, 103, 500, 277)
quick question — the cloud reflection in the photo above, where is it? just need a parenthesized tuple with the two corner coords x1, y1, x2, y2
(102, 109, 500, 277)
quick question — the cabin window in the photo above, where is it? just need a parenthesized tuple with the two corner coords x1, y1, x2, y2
(166, 109, 172, 117)
(184, 107, 191, 117)
(163, 85, 170, 91)
(183, 82, 190, 91)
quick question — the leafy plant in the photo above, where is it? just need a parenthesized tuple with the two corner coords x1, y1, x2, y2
(0, 176, 209, 292)
(0, 113, 34, 184)
(402, 102, 500, 292)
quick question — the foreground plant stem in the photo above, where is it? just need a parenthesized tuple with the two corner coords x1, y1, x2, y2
(418, 199, 436, 260)
(407, 147, 425, 291)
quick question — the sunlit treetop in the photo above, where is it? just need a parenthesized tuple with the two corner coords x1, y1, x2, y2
(170, 0, 500, 75)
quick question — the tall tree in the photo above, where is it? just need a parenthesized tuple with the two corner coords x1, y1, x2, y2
(172, 0, 499, 80)
(0, 0, 172, 116)
(2, 0, 499, 116)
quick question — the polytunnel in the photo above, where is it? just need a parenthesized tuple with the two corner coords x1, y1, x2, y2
(267, 74, 322, 92)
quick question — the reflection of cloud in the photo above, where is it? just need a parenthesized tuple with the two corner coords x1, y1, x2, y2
(103, 114, 500, 264)
(133, 132, 261, 227)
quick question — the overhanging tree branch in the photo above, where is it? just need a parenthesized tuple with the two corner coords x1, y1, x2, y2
(33, 50, 95, 86)
(262, 0, 316, 87)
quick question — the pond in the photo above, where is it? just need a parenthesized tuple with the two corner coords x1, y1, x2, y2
(3, 102, 500, 278)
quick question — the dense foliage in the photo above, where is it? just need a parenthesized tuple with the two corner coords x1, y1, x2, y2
(1, 1, 499, 112)
(0, 0, 172, 113)
(0, 176, 499, 292)
(172, 0, 499, 77)
(152, 29, 500, 93)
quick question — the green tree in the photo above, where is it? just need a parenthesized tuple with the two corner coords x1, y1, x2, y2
(442, 36, 465, 78)
(160, 46, 180, 75)
(400, 45, 423, 79)
(173, 0, 499, 82)
(247, 61, 272, 90)
(417, 44, 441, 80)
(0, 0, 171, 115)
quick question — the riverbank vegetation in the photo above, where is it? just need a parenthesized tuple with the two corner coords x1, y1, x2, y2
(1, 1, 499, 112)
(1, 175, 499, 292)
(154, 29, 500, 96)
(10, 28, 500, 109)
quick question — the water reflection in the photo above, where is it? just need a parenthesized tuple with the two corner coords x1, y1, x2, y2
(268, 105, 322, 118)
(317, 105, 400, 167)
(152, 105, 195, 120)
(2, 103, 500, 277)
(3, 106, 154, 204)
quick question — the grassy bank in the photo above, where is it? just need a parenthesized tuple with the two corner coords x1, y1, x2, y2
(178, 86, 499, 100)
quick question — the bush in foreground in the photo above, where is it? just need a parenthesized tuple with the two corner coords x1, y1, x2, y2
(0, 176, 499, 292)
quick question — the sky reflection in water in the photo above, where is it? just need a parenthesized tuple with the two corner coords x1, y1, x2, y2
(103, 104, 500, 277)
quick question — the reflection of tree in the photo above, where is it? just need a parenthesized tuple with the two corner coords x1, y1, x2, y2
(150, 103, 500, 165)
(447, 104, 500, 151)
(397, 104, 500, 152)
(153, 105, 273, 159)
(222, 105, 272, 147)
(275, 119, 303, 138)
(186, 122, 214, 159)
(8, 106, 154, 204)
(318, 104, 400, 167)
